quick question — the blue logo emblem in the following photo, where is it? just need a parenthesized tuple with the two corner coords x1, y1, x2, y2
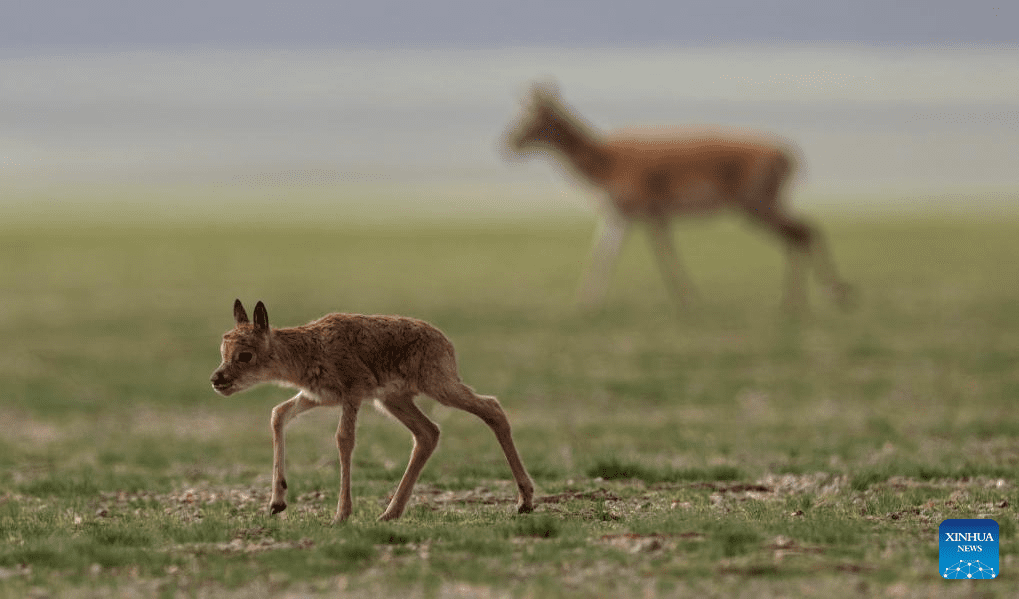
(940, 519, 999, 580)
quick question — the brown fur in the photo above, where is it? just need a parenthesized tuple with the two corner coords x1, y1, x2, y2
(504, 83, 852, 309)
(211, 299, 535, 522)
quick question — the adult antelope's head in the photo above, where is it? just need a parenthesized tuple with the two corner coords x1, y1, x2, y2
(210, 299, 273, 396)
(504, 82, 570, 156)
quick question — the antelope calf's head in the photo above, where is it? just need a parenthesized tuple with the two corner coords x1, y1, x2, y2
(211, 299, 272, 396)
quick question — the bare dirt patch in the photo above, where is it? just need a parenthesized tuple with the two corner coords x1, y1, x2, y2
(599, 531, 705, 554)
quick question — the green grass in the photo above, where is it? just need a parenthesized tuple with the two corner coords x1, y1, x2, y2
(1, 193, 1018, 597)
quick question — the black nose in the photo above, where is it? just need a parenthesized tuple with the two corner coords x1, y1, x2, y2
(211, 371, 228, 386)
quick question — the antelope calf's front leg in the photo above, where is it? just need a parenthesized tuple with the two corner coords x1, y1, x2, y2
(269, 392, 320, 515)
(333, 402, 360, 523)
(269, 401, 292, 515)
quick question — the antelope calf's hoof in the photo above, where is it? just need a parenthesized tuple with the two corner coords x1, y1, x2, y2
(269, 502, 287, 515)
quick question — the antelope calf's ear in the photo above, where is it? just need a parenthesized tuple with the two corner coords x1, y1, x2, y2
(234, 299, 249, 324)
(253, 301, 269, 331)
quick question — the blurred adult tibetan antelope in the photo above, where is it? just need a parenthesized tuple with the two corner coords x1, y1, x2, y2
(504, 83, 852, 309)
(210, 299, 535, 522)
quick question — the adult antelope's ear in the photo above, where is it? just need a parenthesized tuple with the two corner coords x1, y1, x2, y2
(531, 78, 559, 106)
(233, 299, 249, 324)
(253, 301, 269, 332)
(529, 83, 546, 107)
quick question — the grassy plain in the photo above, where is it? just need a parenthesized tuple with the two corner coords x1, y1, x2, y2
(1, 187, 1018, 597)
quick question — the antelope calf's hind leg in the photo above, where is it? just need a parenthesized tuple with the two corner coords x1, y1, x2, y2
(376, 390, 441, 522)
(428, 382, 535, 514)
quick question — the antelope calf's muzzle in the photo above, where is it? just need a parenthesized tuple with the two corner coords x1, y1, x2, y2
(210, 370, 232, 390)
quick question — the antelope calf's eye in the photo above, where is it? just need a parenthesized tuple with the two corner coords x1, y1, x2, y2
(238, 352, 253, 363)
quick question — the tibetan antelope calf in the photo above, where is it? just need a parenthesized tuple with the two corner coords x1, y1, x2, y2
(504, 83, 852, 309)
(210, 299, 534, 522)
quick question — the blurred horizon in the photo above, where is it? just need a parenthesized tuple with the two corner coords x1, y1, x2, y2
(3, 44, 1019, 219)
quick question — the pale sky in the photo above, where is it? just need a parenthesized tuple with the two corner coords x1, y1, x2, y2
(3, 0, 1016, 50)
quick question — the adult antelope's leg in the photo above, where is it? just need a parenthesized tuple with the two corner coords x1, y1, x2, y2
(781, 244, 809, 311)
(377, 391, 440, 521)
(756, 211, 817, 310)
(578, 215, 628, 306)
(430, 382, 534, 514)
(269, 392, 320, 515)
(767, 212, 853, 309)
(646, 219, 697, 305)
(334, 401, 361, 523)
(807, 231, 854, 309)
